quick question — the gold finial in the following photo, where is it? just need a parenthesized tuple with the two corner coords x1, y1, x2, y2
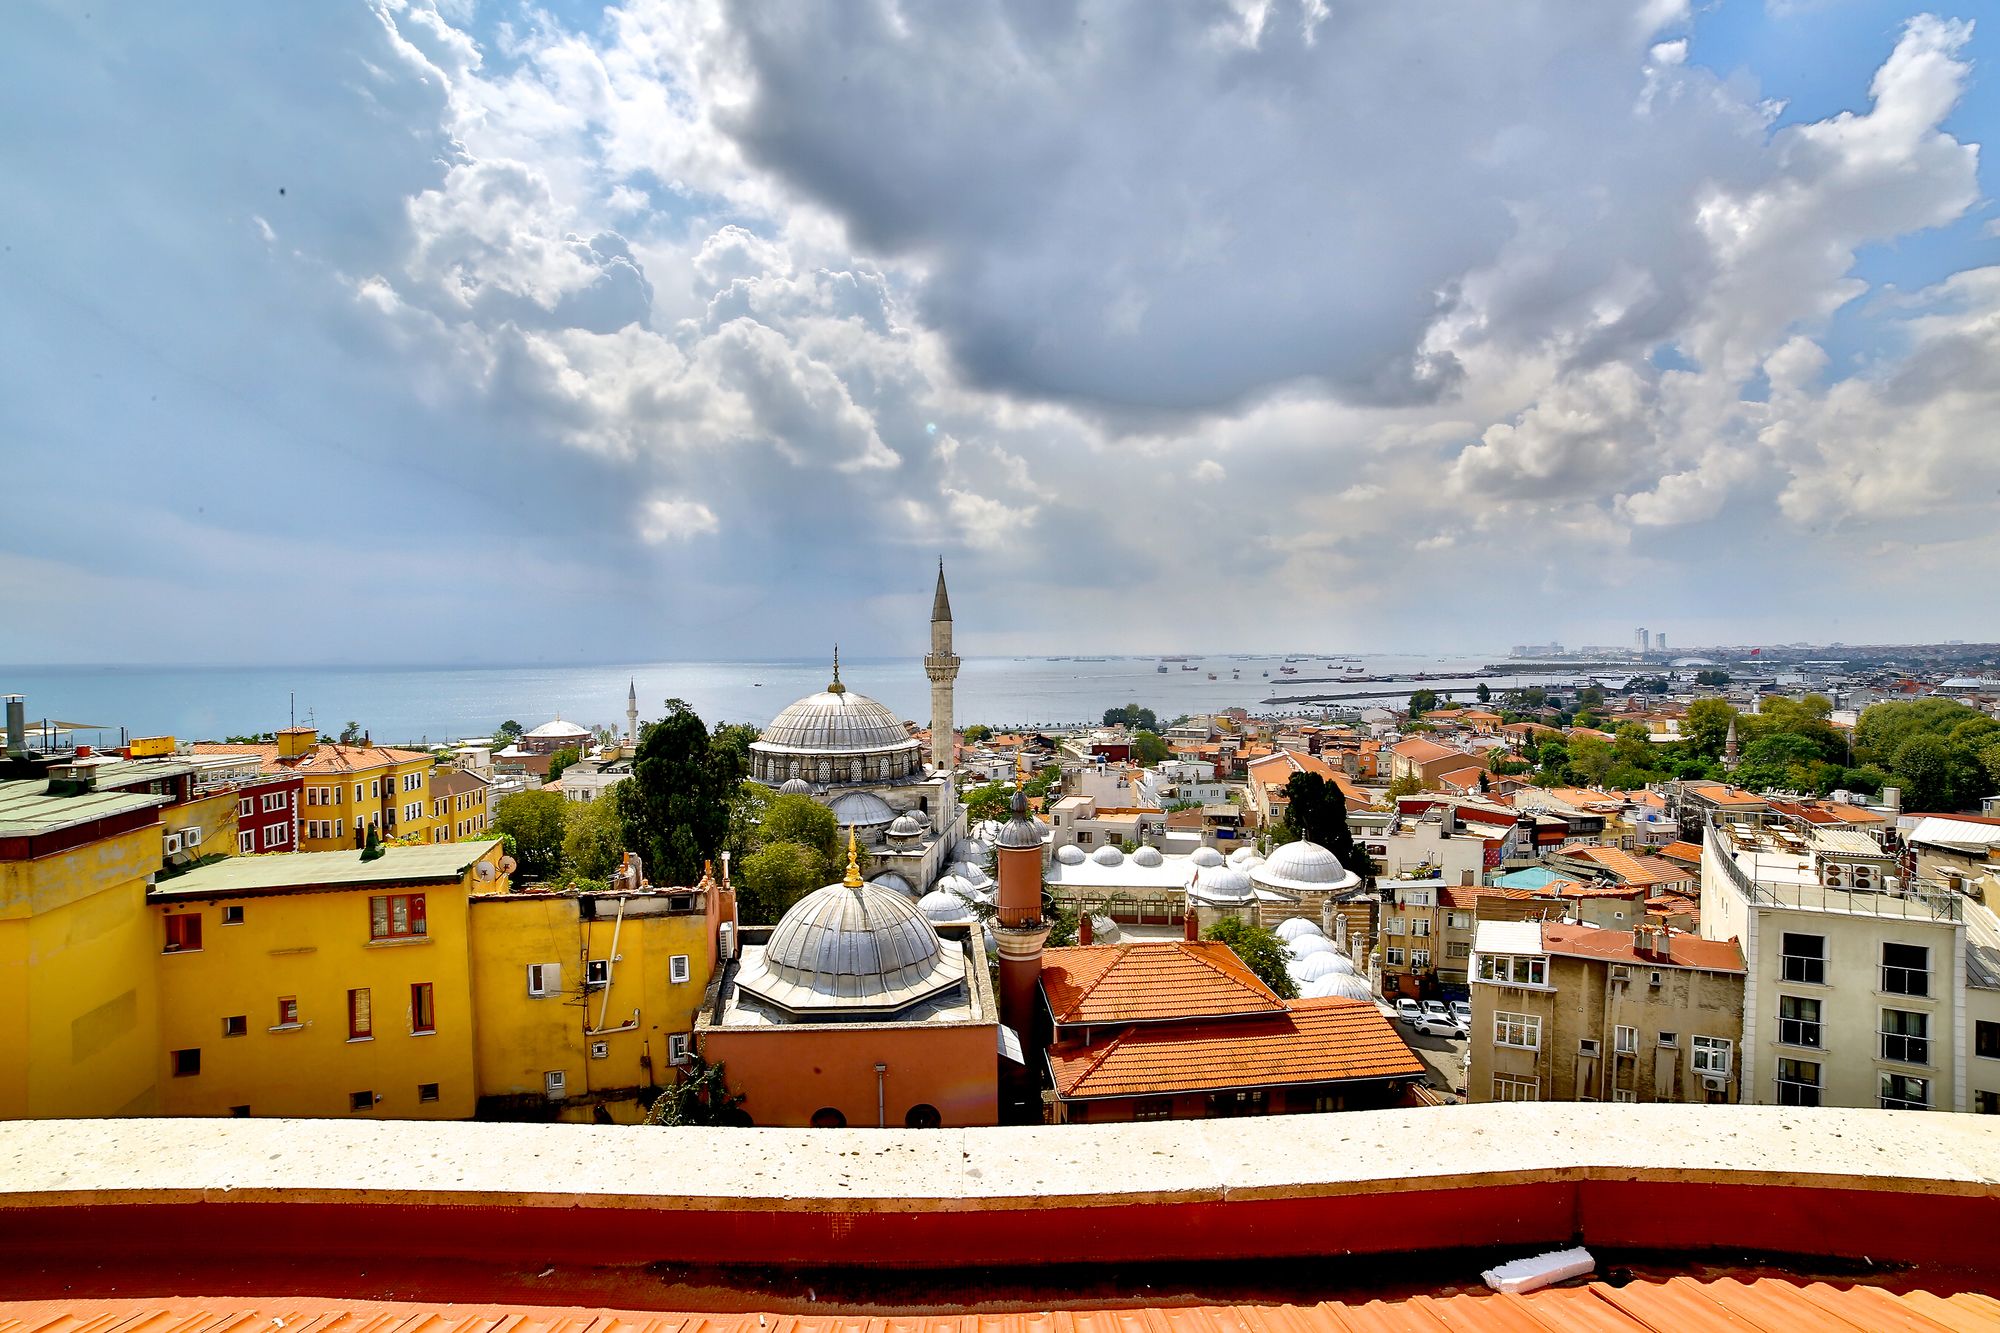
(842, 824, 863, 889)
(1014, 751, 1027, 791)
(828, 644, 846, 695)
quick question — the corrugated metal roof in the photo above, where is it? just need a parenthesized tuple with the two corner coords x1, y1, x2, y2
(145, 841, 499, 899)
(2, 1281, 1997, 1333)
(0, 779, 166, 838)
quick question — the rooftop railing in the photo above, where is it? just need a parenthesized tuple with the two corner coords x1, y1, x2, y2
(1704, 822, 1963, 922)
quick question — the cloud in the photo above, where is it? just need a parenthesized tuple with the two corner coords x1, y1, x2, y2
(1192, 459, 1226, 482)
(639, 494, 720, 543)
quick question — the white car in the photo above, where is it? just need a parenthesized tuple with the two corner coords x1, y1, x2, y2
(1450, 999, 1472, 1025)
(1395, 998, 1423, 1024)
(1421, 1000, 1449, 1021)
(1414, 1012, 1468, 1039)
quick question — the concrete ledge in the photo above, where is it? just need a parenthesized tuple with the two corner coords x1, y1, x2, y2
(2, 1106, 1997, 1270)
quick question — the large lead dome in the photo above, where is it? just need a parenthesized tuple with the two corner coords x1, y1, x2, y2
(749, 653, 925, 787)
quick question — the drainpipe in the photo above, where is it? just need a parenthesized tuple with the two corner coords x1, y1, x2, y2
(875, 1062, 887, 1128)
(594, 894, 628, 1033)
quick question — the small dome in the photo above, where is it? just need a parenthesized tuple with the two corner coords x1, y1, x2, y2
(870, 871, 917, 898)
(1131, 845, 1164, 867)
(1086, 914, 1123, 944)
(827, 790, 897, 827)
(1189, 846, 1226, 868)
(1322, 952, 1357, 975)
(1288, 934, 1336, 959)
(736, 877, 963, 1017)
(909, 807, 933, 827)
(1188, 865, 1254, 903)
(1090, 844, 1125, 866)
(958, 838, 992, 862)
(1301, 973, 1374, 1001)
(935, 873, 978, 899)
(918, 889, 978, 925)
(526, 717, 591, 740)
(1264, 840, 1345, 883)
(1289, 952, 1346, 983)
(778, 777, 813, 796)
(888, 814, 924, 838)
(1228, 846, 1262, 867)
(948, 860, 991, 885)
(1274, 917, 1325, 942)
(1056, 844, 1087, 865)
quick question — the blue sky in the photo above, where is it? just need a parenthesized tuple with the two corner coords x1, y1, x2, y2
(3, 0, 1997, 665)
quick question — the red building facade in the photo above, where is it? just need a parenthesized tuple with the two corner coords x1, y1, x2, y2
(232, 773, 302, 854)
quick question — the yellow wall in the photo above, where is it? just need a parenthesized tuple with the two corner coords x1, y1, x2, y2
(0, 824, 163, 1118)
(469, 892, 715, 1119)
(153, 856, 495, 1119)
(165, 790, 238, 862)
(296, 754, 438, 852)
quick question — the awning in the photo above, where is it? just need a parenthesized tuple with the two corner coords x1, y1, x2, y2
(997, 1024, 1025, 1065)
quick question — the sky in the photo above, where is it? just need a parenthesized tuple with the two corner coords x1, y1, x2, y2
(3, 0, 1997, 665)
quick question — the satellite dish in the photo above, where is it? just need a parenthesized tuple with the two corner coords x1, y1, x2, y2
(473, 861, 497, 882)
(499, 855, 518, 876)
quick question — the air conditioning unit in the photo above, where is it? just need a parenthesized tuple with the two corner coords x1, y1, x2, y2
(183, 826, 202, 846)
(718, 923, 736, 960)
(1609, 965, 1631, 984)
(163, 832, 183, 855)
(589, 1040, 610, 1060)
(1701, 1074, 1726, 1092)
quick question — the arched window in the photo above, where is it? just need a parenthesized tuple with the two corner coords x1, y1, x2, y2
(851, 759, 864, 783)
(818, 760, 832, 783)
(788, 761, 800, 781)
(903, 1103, 942, 1129)
(810, 1107, 847, 1129)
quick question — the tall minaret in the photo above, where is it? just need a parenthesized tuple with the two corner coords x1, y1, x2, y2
(626, 679, 639, 747)
(1723, 715, 1740, 772)
(993, 754, 1050, 1054)
(923, 560, 960, 775)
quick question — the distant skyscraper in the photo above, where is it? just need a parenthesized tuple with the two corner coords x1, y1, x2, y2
(1656, 632, 1667, 652)
(1635, 627, 1648, 653)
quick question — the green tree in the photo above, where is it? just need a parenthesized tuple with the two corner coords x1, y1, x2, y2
(1890, 735, 1958, 812)
(758, 793, 839, 877)
(1202, 918, 1298, 1000)
(1024, 761, 1063, 798)
(645, 1051, 746, 1126)
(1103, 703, 1159, 731)
(1683, 698, 1738, 759)
(563, 793, 625, 880)
(618, 698, 733, 886)
(709, 723, 760, 779)
(1385, 773, 1423, 799)
(1475, 681, 1491, 704)
(1694, 669, 1730, 687)
(1279, 772, 1367, 881)
(494, 720, 524, 744)
(1568, 736, 1616, 787)
(962, 724, 993, 744)
(963, 780, 1012, 823)
(336, 720, 363, 745)
(1577, 686, 1606, 712)
(494, 790, 568, 878)
(546, 746, 582, 784)
(723, 781, 770, 861)
(1408, 689, 1438, 717)
(1133, 730, 1170, 766)
(1734, 733, 1825, 791)
(737, 840, 827, 925)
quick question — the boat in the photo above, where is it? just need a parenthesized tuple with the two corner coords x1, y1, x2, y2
(1207, 672, 1217, 680)
(1156, 663, 1168, 673)
(1181, 664, 1198, 672)
(1279, 666, 1298, 675)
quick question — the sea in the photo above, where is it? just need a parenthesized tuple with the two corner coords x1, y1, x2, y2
(0, 653, 1588, 748)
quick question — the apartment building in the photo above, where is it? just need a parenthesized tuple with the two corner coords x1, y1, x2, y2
(430, 766, 490, 841)
(195, 728, 438, 850)
(1700, 820, 1997, 1112)
(1469, 919, 1745, 1104)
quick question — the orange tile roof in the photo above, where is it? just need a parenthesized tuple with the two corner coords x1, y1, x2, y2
(192, 740, 432, 776)
(1684, 781, 1767, 807)
(1391, 737, 1461, 763)
(6, 1281, 1998, 1333)
(1040, 941, 1284, 1025)
(1542, 922, 1745, 973)
(1534, 878, 1647, 900)
(1565, 845, 1697, 887)
(1047, 996, 1423, 1099)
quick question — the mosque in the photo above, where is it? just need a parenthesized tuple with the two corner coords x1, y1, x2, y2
(744, 564, 967, 899)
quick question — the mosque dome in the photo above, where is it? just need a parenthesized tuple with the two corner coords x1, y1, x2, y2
(759, 688, 914, 755)
(1301, 973, 1374, 1001)
(1274, 917, 1325, 942)
(869, 871, 917, 898)
(1056, 844, 1087, 866)
(1188, 865, 1254, 904)
(887, 814, 925, 839)
(736, 845, 965, 1018)
(1289, 952, 1346, 984)
(918, 888, 979, 926)
(947, 860, 991, 886)
(1189, 846, 1226, 868)
(1090, 844, 1125, 866)
(1131, 845, 1164, 867)
(1228, 846, 1263, 868)
(1253, 840, 1361, 895)
(1288, 934, 1336, 959)
(778, 777, 814, 797)
(958, 837, 991, 862)
(827, 790, 897, 827)
(526, 717, 591, 743)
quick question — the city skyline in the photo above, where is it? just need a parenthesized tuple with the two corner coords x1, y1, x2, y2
(6, 1, 1999, 665)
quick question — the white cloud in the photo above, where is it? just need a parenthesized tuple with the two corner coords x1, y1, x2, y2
(1192, 459, 1226, 482)
(638, 494, 719, 543)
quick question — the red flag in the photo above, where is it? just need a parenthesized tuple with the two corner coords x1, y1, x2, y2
(1750, 647, 1761, 656)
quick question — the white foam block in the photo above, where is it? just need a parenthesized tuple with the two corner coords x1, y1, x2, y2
(1481, 1245, 1596, 1294)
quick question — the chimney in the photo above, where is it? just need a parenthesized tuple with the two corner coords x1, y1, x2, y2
(1079, 912, 1094, 946)
(1184, 905, 1201, 942)
(5, 695, 24, 758)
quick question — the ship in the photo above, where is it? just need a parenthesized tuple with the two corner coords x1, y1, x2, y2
(1156, 663, 1169, 673)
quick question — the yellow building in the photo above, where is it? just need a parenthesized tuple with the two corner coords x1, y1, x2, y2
(150, 841, 505, 1119)
(195, 728, 439, 851)
(430, 766, 490, 843)
(469, 858, 722, 1122)
(0, 771, 168, 1119)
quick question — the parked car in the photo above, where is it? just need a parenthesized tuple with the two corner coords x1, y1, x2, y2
(1421, 1000, 1449, 1020)
(1414, 1011, 1469, 1039)
(1395, 998, 1423, 1024)
(1450, 999, 1472, 1025)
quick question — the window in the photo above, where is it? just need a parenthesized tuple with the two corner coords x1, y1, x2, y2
(239, 797, 255, 818)
(1385, 916, 1404, 935)
(223, 1015, 247, 1037)
(1780, 932, 1825, 985)
(410, 982, 435, 1034)
(368, 893, 426, 940)
(1657, 1032, 1678, 1047)
(163, 914, 202, 953)
(222, 905, 244, 925)
(263, 791, 286, 812)
(1132, 1097, 1173, 1121)
(1448, 911, 1472, 930)
(348, 988, 372, 1040)
(1385, 947, 1405, 967)
(371, 779, 381, 798)
(355, 784, 363, 802)
(1494, 1011, 1541, 1050)
(1880, 1072, 1930, 1110)
(810, 1107, 847, 1129)
(1612, 1089, 1637, 1104)
(1477, 955, 1548, 986)
(275, 997, 299, 1028)
(1980, 1021, 2000, 1060)
(1776, 1058, 1821, 1107)
(1578, 1038, 1601, 1058)
(1491, 1073, 1538, 1102)
(1778, 995, 1822, 1049)
(238, 831, 255, 854)
(335, 819, 343, 838)
(527, 963, 560, 997)
(1614, 1025, 1638, 1055)
(669, 954, 691, 984)
(668, 1032, 691, 1064)
(404, 801, 421, 823)
(418, 1082, 440, 1103)
(1881, 942, 1930, 997)
(585, 958, 611, 989)
(350, 1091, 376, 1112)
(1977, 1090, 1999, 1115)
(172, 1049, 201, 1077)
(262, 824, 285, 849)
(1880, 1008, 1929, 1066)
(1411, 918, 1432, 937)
(1691, 1035, 1732, 1077)
(1447, 941, 1472, 959)
(1411, 949, 1431, 970)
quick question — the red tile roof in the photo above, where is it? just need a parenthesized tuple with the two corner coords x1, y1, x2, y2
(1040, 941, 1285, 1025)
(192, 741, 431, 776)
(1657, 840, 1704, 865)
(1390, 737, 1461, 764)
(1541, 922, 1745, 974)
(1564, 845, 1697, 887)
(1047, 997, 1423, 1099)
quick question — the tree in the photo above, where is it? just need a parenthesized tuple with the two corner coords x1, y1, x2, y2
(962, 724, 993, 744)
(619, 698, 733, 887)
(1567, 736, 1616, 787)
(546, 746, 582, 785)
(1475, 682, 1491, 704)
(337, 720, 364, 745)
(1577, 686, 1606, 712)
(563, 793, 625, 881)
(1280, 772, 1366, 881)
(1103, 703, 1158, 731)
(1694, 669, 1730, 687)
(963, 781, 1012, 823)
(1408, 689, 1438, 718)
(709, 723, 760, 780)
(1684, 698, 1738, 759)
(1133, 730, 1170, 766)
(494, 790, 567, 878)
(737, 840, 826, 925)
(758, 793, 839, 878)
(1385, 774, 1423, 799)
(1734, 733, 1825, 792)
(1202, 918, 1298, 1000)
(645, 1051, 746, 1126)
(494, 720, 524, 744)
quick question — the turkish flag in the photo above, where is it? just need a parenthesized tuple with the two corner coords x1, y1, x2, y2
(1750, 648, 1761, 656)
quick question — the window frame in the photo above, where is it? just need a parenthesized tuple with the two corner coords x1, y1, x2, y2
(163, 913, 202, 953)
(1491, 1072, 1538, 1102)
(275, 996, 300, 1028)
(669, 953, 691, 984)
(1614, 1024, 1638, 1055)
(1691, 1035, 1732, 1077)
(348, 987, 372, 1040)
(1879, 1072, 1930, 1110)
(1775, 1058, 1821, 1107)
(410, 982, 436, 1035)
(1881, 941, 1931, 998)
(1493, 1010, 1541, 1050)
(368, 892, 427, 941)
(1777, 994, 1823, 1049)
(1779, 932, 1826, 985)
(1879, 1007, 1930, 1067)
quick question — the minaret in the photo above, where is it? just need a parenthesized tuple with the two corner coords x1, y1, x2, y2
(626, 679, 638, 747)
(1723, 715, 1740, 772)
(923, 561, 960, 775)
(993, 755, 1050, 1053)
